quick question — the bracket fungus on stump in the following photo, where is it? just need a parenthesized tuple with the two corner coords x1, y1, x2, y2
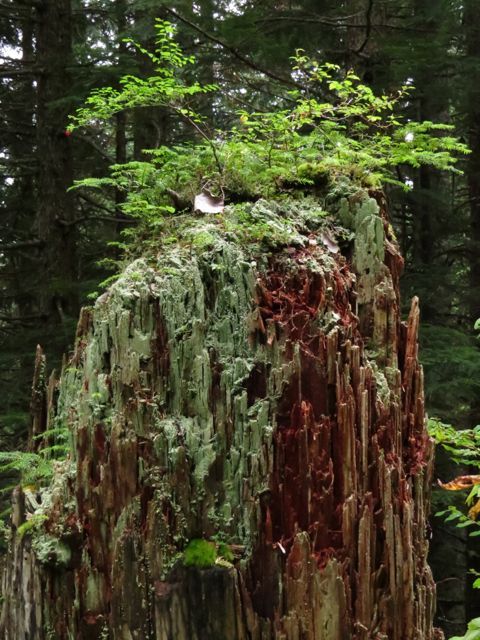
(0, 184, 442, 639)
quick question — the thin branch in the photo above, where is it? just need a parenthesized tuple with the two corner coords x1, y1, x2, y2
(76, 192, 116, 215)
(0, 158, 37, 166)
(254, 15, 435, 34)
(225, 69, 297, 105)
(0, 1, 40, 16)
(61, 194, 135, 226)
(16, 0, 43, 6)
(356, 0, 374, 55)
(165, 7, 305, 91)
(0, 67, 42, 78)
(0, 56, 26, 63)
(75, 133, 115, 163)
(255, 14, 354, 28)
(0, 240, 44, 251)
(56, 214, 134, 226)
(0, 313, 48, 325)
(173, 107, 223, 174)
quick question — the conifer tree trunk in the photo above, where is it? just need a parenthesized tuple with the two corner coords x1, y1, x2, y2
(35, 0, 77, 320)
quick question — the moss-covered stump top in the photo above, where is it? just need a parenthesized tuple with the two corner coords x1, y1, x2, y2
(0, 183, 439, 640)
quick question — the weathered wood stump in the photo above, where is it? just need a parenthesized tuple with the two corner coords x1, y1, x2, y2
(0, 186, 442, 639)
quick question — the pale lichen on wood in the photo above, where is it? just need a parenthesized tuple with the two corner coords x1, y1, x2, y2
(0, 188, 441, 639)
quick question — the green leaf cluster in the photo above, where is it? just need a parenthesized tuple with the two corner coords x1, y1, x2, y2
(450, 617, 480, 640)
(428, 418, 480, 468)
(69, 21, 469, 264)
(429, 417, 480, 588)
(0, 422, 70, 494)
(434, 504, 480, 538)
(69, 19, 217, 131)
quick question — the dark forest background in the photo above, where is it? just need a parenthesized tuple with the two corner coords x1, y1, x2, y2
(1, 0, 480, 635)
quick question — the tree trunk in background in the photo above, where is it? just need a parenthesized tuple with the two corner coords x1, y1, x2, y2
(115, 0, 127, 170)
(463, 0, 480, 627)
(409, 0, 447, 323)
(132, 5, 169, 159)
(114, 0, 128, 234)
(0, 186, 442, 639)
(343, 0, 387, 78)
(0, 2, 43, 447)
(465, 0, 480, 323)
(401, 2, 471, 634)
(35, 0, 77, 321)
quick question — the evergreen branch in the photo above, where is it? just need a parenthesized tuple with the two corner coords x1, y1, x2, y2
(58, 212, 135, 226)
(0, 67, 42, 78)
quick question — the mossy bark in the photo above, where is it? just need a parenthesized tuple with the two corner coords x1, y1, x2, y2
(0, 189, 442, 639)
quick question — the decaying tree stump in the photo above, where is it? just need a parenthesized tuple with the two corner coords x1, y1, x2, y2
(0, 186, 442, 639)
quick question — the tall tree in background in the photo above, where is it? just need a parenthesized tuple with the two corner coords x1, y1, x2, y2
(464, 0, 480, 324)
(35, 0, 77, 320)
(0, 1, 46, 442)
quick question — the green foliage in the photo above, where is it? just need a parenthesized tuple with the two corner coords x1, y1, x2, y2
(429, 417, 480, 597)
(72, 161, 175, 223)
(0, 423, 69, 492)
(427, 324, 480, 634)
(182, 538, 217, 568)
(69, 21, 469, 266)
(429, 424, 480, 640)
(421, 325, 480, 424)
(450, 617, 480, 640)
(234, 55, 468, 189)
(434, 504, 480, 538)
(217, 542, 234, 563)
(69, 20, 217, 131)
(0, 450, 53, 490)
(428, 418, 480, 468)
(470, 569, 480, 590)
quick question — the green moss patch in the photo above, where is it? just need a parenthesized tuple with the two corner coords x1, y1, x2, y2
(183, 538, 217, 568)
